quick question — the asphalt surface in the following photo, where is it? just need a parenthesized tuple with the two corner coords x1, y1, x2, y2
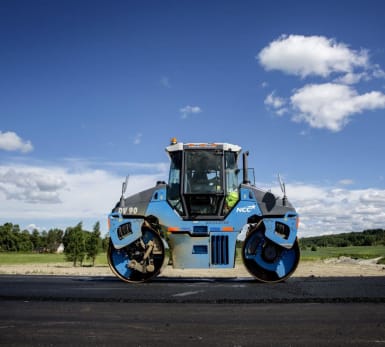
(0, 274, 384, 303)
(1, 275, 384, 346)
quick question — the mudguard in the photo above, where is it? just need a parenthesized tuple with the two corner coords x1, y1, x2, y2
(108, 213, 143, 249)
(263, 212, 298, 249)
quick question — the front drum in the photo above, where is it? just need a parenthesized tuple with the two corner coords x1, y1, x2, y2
(108, 228, 166, 283)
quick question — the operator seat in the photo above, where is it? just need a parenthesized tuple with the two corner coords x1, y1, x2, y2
(190, 171, 209, 193)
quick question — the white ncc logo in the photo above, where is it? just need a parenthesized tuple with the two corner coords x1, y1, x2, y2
(236, 205, 256, 213)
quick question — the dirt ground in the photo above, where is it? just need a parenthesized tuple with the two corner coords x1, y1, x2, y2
(0, 257, 384, 278)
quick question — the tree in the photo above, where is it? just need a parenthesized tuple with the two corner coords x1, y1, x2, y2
(63, 222, 86, 266)
(30, 229, 43, 251)
(18, 230, 33, 252)
(40, 230, 48, 250)
(87, 221, 101, 266)
(0, 223, 19, 251)
(46, 228, 64, 253)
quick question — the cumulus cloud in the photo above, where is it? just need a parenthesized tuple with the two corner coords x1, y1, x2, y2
(0, 160, 169, 233)
(0, 131, 33, 153)
(0, 167, 67, 204)
(180, 105, 202, 119)
(334, 72, 369, 85)
(264, 91, 286, 108)
(372, 65, 385, 79)
(291, 83, 385, 131)
(264, 91, 288, 115)
(259, 34, 385, 131)
(265, 182, 385, 237)
(258, 34, 369, 78)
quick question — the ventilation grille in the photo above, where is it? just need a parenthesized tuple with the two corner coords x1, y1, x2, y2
(211, 235, 229, 265)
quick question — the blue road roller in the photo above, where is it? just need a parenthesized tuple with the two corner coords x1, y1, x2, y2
(107, 139, 300, 283)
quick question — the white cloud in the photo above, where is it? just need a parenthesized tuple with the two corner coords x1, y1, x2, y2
(180, 105, 202, 119)
(0, 160, 168, 233)
(0, 167, 66, 203)
(291, 83, 385, 131)
(265, 182, 385, 237)
(372, 65, 385, 79)
(264, 91, 288, 116)
(334, 72, 369, 85)
(0, 131, 33, 153)
(133, 132, 143, 145)
(26, 223, 41, 232)
(359, 190, 385, 205)
(339, 179, 354, 186)
(264, 91, 286, 108)
(258, 34, 369, 78)
(259, 34, 385, 131)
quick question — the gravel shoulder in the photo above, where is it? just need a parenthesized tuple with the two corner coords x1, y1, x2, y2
(0, 257, 384, 278)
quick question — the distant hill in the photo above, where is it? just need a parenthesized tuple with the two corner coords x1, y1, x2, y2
(299, 229, 385, 248)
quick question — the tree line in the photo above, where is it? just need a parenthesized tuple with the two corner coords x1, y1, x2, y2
(0, 222, 109, 266)
(299, 229, 385, 249)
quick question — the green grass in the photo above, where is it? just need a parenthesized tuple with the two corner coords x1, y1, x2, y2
(0, 252, 108, 266)
(300, 245, 385, 261)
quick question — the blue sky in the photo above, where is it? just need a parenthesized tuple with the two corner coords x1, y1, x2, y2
(1, 0, 385, 236)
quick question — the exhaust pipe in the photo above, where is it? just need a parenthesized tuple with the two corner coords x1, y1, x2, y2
(242, 151, 250, 184)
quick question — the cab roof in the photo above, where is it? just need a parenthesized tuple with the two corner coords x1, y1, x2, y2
(166, 141, 242, 153)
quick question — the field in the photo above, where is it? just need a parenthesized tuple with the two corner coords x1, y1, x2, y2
(300, 245, 385, 262)
(0, 252, 108, 266)
(0, 246, 384, 277)
(0, 245, 384, 265)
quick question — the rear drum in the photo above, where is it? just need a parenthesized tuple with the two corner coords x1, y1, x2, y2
(242, 230, 300, 283)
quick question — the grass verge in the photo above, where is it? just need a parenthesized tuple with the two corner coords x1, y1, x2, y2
(1, 246, 384, 265)
(0, 252, 108, 266)
(300, 245, 385, 261)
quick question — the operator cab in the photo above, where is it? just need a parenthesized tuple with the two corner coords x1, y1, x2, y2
(166, 139, 241, 220)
